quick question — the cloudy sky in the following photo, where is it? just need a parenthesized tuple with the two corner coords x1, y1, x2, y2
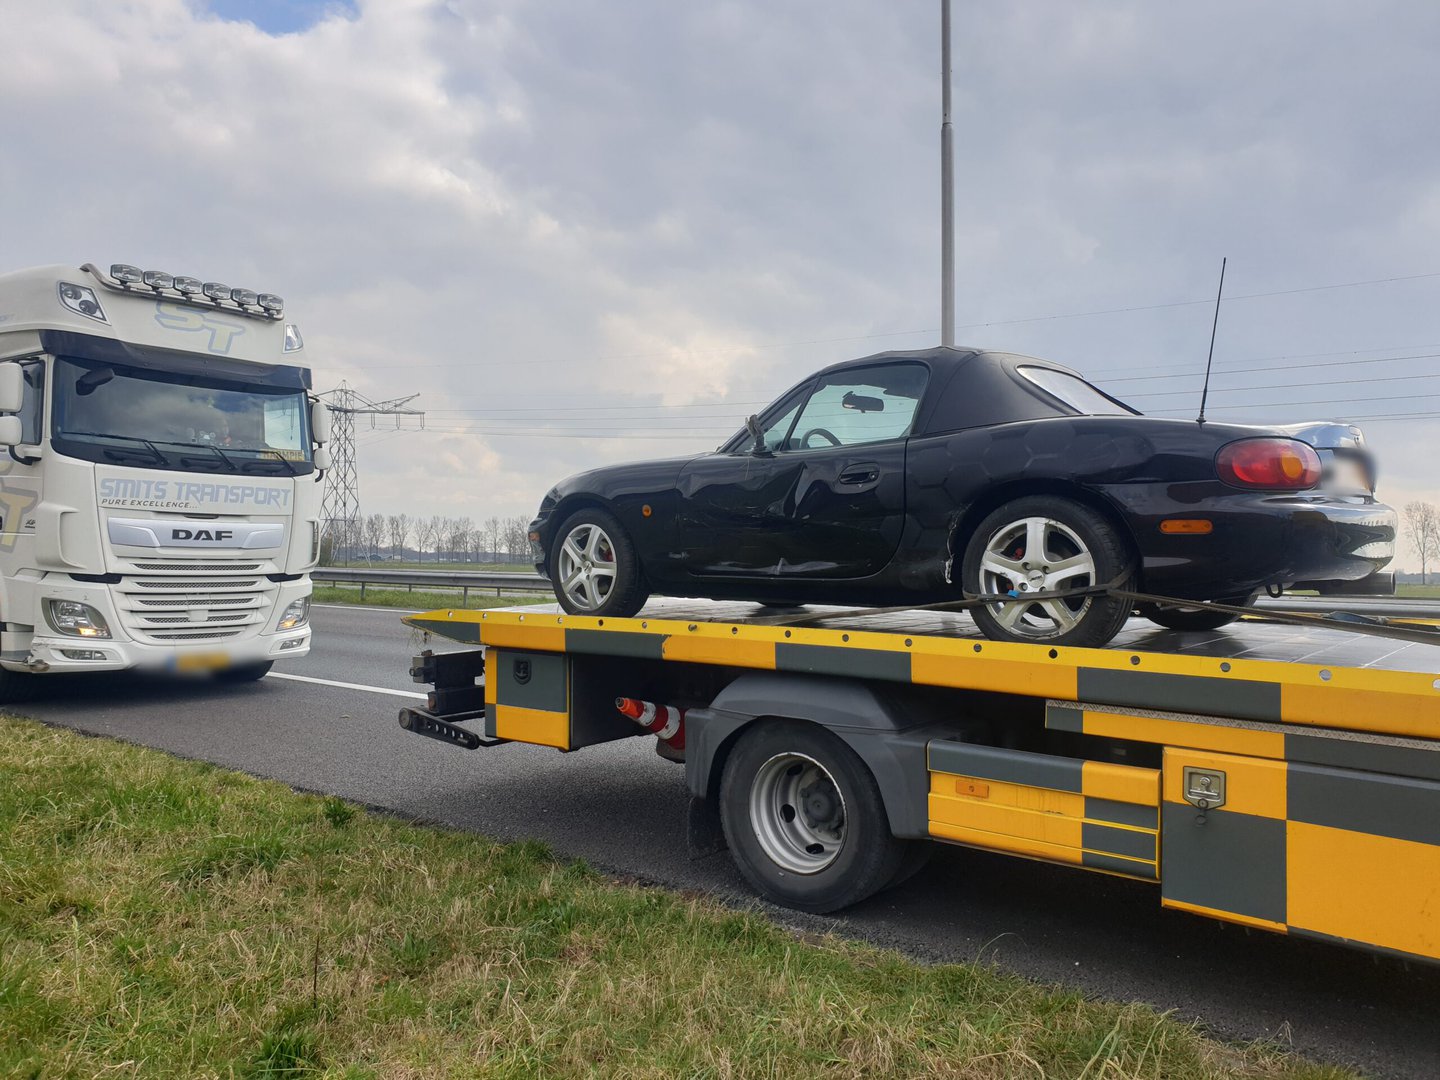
(3, 0, 1438, 566)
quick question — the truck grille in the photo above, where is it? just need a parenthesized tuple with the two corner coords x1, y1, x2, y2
(113, 575, 275, 644)
(133, 562, 263, 572)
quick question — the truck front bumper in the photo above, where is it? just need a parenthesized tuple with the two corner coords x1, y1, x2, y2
(6, 626, 311, 674)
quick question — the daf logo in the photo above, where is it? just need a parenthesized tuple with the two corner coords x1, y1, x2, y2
(171, 528, 234, 542)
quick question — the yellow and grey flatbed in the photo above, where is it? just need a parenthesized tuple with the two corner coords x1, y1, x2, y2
(402, 599, 1440, 964)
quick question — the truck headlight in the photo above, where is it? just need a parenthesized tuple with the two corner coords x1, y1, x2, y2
(277, 596, 310, 631)
(47, 600, 112, 638)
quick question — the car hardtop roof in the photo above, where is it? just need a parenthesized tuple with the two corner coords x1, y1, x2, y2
(815, 345, 1082, 382)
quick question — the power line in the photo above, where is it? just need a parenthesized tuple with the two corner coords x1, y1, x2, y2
(1125, 370, 1439, 400)
(344, 269, 1440, 372)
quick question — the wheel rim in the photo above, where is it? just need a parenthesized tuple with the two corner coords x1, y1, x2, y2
(748, 752, 847, 874)
(555, 522, 618, 611)
(977, 515, 1096, 639)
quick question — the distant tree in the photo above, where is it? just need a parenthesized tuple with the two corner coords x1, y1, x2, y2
(449, 516, 473, 563)
(388, 513, 410, 561)
(365, 513, 386, 561)
(1404, 501, 1440, 584)
(503, 516, 528, 560)
(484, 516, 502, 561)
(426, 515, 445, 563)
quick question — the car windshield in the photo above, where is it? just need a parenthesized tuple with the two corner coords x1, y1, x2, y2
(51, 357, 311, 474)
(1016, 366, 1138, 416)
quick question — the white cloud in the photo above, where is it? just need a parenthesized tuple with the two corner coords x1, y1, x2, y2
(1, 0, 1438, 569)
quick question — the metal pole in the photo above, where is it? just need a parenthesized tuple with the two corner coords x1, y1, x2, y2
(940, 0, 955, 346)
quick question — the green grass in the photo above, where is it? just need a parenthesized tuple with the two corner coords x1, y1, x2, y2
(1395, 583, 1440, 599)
(0, 717, 1354, 1079)
(311, 585, 549, 611)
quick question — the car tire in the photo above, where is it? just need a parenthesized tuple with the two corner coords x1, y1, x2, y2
(963, 496, 1134, 648)
(549, 507, 649, 617)
(720, 719, 905, 913)
(214, 661, 274, 683)
(1139, 592, 1256, 632)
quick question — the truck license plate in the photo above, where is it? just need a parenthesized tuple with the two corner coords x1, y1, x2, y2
(173, 652, 231, 673)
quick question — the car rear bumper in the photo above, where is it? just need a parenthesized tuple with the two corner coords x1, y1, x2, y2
(1121, 491, 1396, 599)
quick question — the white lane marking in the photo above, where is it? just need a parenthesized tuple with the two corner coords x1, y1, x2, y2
(266, 671, 427, 700)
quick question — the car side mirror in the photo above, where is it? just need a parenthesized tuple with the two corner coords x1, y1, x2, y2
(744, 414, 771, 455)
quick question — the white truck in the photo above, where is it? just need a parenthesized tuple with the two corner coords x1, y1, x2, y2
(0, 262, 332, 699)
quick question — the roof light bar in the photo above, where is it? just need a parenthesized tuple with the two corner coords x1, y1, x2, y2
(101, 263, 284, 318)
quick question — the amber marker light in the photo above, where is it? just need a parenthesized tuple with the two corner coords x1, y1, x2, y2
(642, 504, 653, 518)
(1160, 519, 1213, 535)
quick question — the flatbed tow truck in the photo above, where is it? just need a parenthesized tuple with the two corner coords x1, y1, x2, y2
(399, 597, 1440, 965)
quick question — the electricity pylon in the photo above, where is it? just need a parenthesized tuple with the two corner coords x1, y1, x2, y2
(317, 382, 424, 561)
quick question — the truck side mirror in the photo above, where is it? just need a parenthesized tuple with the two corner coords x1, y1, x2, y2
(313, 446, 332, 470)
(0, 365, 23, 414)
(0, 415, 23, 446)
(311, 400, 332, 444)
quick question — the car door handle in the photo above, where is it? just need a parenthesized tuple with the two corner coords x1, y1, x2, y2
(838, 464, 880, 485)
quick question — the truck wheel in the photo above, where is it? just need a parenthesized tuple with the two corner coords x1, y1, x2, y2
(1139, 592, 1256, 631)
(962, 496, 1134, 648)
(549, 508, 649, 617)
(720, 719, 905, 913)
(214, 661, 274, 683)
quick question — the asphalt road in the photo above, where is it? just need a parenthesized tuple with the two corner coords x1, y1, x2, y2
(15, 603, 1440, 1079)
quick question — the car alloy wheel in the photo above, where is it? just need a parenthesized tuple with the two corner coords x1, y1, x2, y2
(547, 507, 650, 617)
(962, 496, 1134, 648)
(976, 515, 1097, 637)
(555, 521, 618, 612)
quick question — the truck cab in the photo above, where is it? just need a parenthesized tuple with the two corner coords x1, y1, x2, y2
(0, 262, 331, 694)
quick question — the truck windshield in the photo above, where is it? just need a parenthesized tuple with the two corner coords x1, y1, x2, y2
(51, 357, 312, 475)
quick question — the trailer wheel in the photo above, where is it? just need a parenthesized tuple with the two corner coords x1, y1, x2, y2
(720, 720, 904, 913)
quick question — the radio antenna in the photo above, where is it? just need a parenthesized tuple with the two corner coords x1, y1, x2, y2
(1196, 256, 1227, 424)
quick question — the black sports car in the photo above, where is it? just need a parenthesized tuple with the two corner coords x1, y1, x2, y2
(529, 347, 1396, 646)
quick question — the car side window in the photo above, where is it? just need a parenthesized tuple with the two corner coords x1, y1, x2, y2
(760, 398, 804, 451)
(783, 364, 927, 451)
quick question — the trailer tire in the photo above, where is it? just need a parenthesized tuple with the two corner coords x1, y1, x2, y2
(719, 719, 905, 913)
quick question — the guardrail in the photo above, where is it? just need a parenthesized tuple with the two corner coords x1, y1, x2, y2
(313, 566, 548, 602)
(312, 567, 1440, 620)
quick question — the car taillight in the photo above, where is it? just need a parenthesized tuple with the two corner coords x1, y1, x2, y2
(1216, 438, 1322, 490)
